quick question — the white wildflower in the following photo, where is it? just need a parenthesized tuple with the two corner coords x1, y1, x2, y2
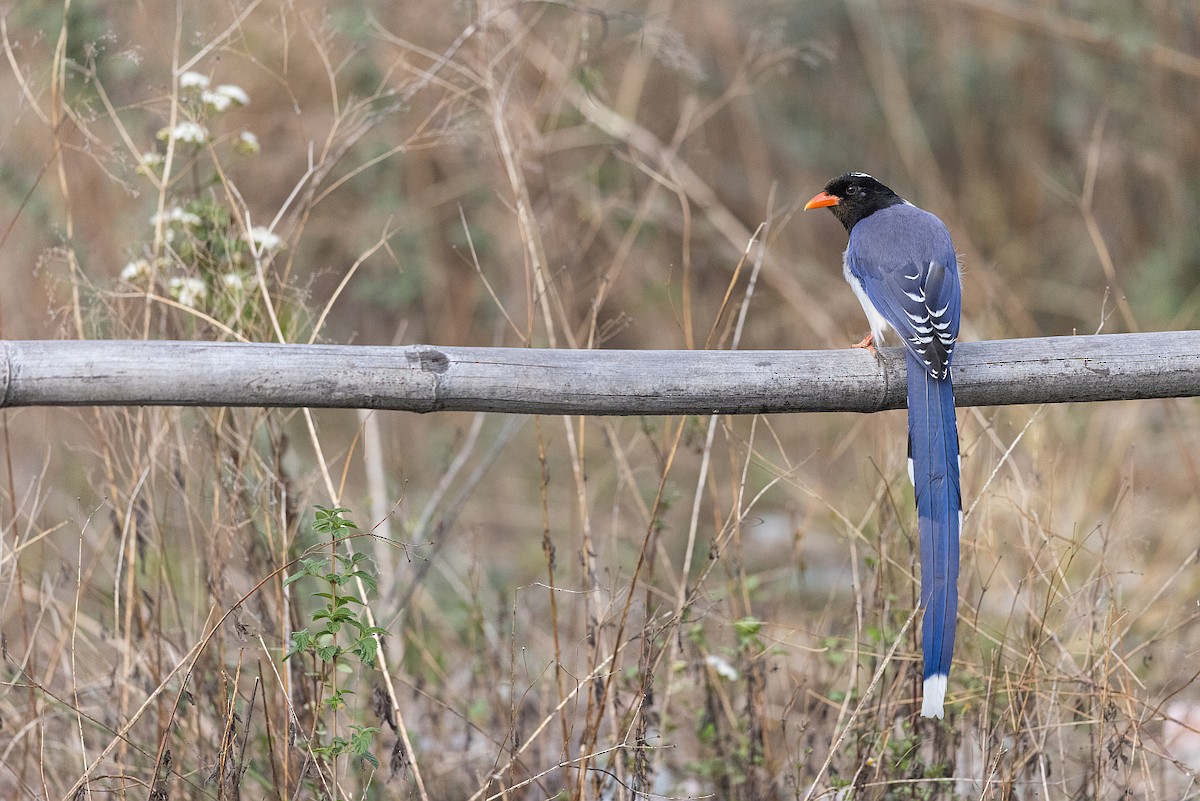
(179, 71, 210, 91)
(156, 121, 208, 145)
(201, 90, 232, 113)
(136, 151, 163, 176)
(235, 131, 260, 155)
(214, 84, 249, 106)
(120, 258, 151, 282)
(168, 276, 208, 308)
(704, 654, 739, 682)
(151, 206, 202, 227)
(248, 226, 283, 252)
(221, 272, 248, 292)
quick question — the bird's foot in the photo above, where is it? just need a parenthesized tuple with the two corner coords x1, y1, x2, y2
(851, 332, 876, 356)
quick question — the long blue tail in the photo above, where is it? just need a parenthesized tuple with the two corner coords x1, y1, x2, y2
(906, 351, 961, 719)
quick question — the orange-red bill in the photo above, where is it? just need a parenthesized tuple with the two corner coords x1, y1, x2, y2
(804, 191, 839, 210)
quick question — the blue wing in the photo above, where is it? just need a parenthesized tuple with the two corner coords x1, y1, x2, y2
(845, 202, 963, 718)
(846, 203, 961, 379)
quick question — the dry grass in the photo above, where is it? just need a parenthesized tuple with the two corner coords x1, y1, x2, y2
(2, 1, 1200, 799)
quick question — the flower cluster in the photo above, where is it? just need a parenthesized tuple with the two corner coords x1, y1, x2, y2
(249, 226, 283, 252)
(151, 207, 202, 228)
(156, 121, 208, 146)
(202, 84, 249, 113)
(120, 258, 152, 282)
(168, 276, 208, 308)
(146, 71, 254, 153)
(121, 68, 284, 327)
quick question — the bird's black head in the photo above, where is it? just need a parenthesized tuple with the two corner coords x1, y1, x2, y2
(804, 172, 905, 232)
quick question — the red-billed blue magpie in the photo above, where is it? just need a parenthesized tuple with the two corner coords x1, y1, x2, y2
(805, 172, 962, 719)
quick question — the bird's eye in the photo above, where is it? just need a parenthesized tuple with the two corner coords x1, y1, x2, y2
(846, 186, 860, 195)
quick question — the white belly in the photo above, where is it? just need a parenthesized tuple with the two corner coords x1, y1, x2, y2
(843, 257, 895, 345)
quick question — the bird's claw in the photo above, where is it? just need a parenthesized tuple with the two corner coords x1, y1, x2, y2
(851, 332, 877, 356)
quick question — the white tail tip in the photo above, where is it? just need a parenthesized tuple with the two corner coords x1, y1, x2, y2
(921, 675, 947, 719)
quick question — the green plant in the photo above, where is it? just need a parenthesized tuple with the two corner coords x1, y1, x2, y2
(284, 506, 388, 787)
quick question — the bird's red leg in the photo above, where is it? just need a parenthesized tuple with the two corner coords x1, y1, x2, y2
(851, 332, 876, 355)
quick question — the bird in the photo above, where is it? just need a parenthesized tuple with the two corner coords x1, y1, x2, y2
(805, 172, 962, 719)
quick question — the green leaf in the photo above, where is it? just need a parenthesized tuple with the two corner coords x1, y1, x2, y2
(733, 616, 764, 648)
(349, 725, 378, 751)
(349, 571, 378, 592)
(351, 638, 378, 667)
(284, 557, 327, 587)
(327, 689, 354, 711)
(314, 607, 355, 625)
(283, 629, 315, 661)
(314, 506, 358, 536)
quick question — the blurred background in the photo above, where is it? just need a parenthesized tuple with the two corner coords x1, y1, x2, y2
(2, 1, 1199, 798)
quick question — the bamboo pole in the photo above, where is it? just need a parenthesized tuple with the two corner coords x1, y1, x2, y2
(1, 332, 1196, 415)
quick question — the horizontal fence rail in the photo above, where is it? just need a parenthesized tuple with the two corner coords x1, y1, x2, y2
(0, 332, 1197, 415)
